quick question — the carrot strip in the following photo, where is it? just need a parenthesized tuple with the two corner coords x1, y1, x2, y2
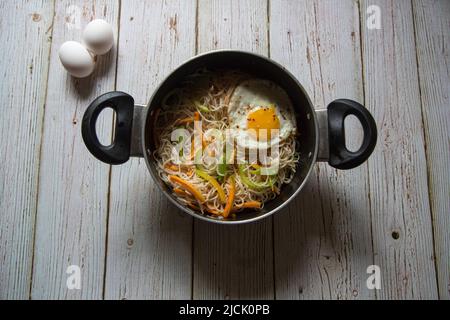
(206, 205, 221, 216)
(175, 112, 200, 125)
(232, 201, 261, 212)
(165, 163, 179, 171)
(222, 176, 235, 218)
(169, 175, 206, 203)
(187, 203, 200, 211)
(173, 187, 189, 197)
(176, 117, 194, 125)
(165, 163, 193, 173)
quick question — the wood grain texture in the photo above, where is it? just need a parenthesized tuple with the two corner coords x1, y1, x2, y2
(270, 0, 375, 300)
(0, 0, 54, 300)
(1, 0, 447, 301)
(31, 0, 119, 299)
(360, 0, 438, 299)
(192, 0, 274, 300)
(412, 0, 450, 300)
(104, 0, 196, 300)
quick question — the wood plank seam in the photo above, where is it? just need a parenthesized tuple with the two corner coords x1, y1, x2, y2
(102, 0, 123, 300)
(360, 0, 438, 299)
(357, 0, 378, 300)
(30, 0, 121, 299)
(27, 0, 57, 300)
(0, 0, 57, 299)
(410, 0, 442, 299)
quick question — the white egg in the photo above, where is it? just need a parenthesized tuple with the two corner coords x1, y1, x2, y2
(83, 19, 114, 55)
(58, 41, 95, 78)
(228, 79, 297, 150)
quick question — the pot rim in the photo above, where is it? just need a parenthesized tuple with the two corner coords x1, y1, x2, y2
(141, 49, 320, 224)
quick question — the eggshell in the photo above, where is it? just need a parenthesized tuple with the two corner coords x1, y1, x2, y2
(83, 19, 114, 55)
(59, 41, 95, 78)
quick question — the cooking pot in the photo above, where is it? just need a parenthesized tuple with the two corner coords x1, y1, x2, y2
(82, 50, 377, 224)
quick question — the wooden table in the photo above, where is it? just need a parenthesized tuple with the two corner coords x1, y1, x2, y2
(1, 0, 448, 300)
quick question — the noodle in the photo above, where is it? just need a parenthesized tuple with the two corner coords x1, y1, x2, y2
(153, 70, 300, 218)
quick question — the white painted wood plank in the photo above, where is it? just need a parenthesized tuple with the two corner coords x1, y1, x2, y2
(104, 0, 196, 300)
(0, 0, 54, 300)
(270, 0, 375, 300)
(31, 0, 119, 299)
(413, 0, 450, 300)
(193, 0, 274, 300)
(360, 0, 438, 299)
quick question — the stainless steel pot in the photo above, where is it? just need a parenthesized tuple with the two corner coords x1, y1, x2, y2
(82, 50, 377, 224)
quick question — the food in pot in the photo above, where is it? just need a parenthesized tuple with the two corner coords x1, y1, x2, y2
(152, 70, 299, 219)
(228, 79, 297, 150)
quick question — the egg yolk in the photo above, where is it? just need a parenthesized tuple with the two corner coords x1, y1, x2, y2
(247, 106, 280, 141)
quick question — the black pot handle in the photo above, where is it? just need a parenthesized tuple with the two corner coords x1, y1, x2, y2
(328, 99, 377, 170)
(82, 91, 134, 165)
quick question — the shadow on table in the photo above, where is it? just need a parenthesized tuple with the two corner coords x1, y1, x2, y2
(193, 165, 374, 299)
(111, 161, 373, 299)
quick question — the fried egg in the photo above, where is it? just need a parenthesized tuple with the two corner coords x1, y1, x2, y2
(228, 79, 297, 150)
